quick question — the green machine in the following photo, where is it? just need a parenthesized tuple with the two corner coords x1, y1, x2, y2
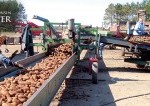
(32, 15, 79, 51)
(77, 26, 99, 58)
(30, 15, 99, 83)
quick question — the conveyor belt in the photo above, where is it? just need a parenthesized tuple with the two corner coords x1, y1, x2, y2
(23, 53, 76, 106)
(0, 52, 46, 78)
(0, 52, 76, 106)
(100, 36, 150, 50)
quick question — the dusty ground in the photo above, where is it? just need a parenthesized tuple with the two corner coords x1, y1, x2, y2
(50, 48, 150, 106)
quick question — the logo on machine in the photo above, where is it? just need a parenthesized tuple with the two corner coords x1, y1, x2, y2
(0, 11, 11, 23)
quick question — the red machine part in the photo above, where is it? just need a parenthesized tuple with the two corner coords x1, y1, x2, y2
(15, 21, 51, 36)
(89, 57, 98, 75)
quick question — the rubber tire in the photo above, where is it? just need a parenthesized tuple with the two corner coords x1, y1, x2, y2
(92, 62, 98, 84)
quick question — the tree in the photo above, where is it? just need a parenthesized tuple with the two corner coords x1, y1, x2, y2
(103, 3, 115, 25)
(17, 3, 27, 21)
(142, 0, 150, 21)
(0, 0, 26, 31)
(114, 3, 124, 22)
(103, 1, 144, 26)
(122, 3, 131, 20)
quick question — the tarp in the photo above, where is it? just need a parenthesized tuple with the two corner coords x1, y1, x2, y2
(21, 24, 34, 56)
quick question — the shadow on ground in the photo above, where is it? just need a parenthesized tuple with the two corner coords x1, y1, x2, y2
(51, 50, 116, 106)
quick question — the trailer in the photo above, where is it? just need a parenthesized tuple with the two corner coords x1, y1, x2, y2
(99, 35, 150, 69)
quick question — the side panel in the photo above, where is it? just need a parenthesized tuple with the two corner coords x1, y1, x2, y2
(23, 53, 77, 106)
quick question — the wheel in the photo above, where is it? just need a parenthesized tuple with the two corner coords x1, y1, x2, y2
(136, 64, 145, 68)
(92, 62, 98, 84)
(121, 48, 125, 56)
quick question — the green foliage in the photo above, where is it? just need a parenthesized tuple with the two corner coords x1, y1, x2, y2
(104, 3, 115, 25)
(0, 0, 26, 32)
(142, 0, 150, 20)
(103, 1, 143, 25)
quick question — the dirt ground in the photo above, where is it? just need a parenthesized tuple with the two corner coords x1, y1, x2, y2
(50, 48, 150, 106)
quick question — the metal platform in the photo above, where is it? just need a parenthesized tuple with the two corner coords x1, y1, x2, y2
(100, 36, 150, 50)
(100, 35, 150, 68)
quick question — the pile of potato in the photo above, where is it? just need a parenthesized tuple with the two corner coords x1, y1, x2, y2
(0, 43, 72, 106)
(129, 35, 150, 44)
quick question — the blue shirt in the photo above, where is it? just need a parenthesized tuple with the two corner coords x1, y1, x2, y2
(0, 54, 11, 68)
(133, 22, 144, 35)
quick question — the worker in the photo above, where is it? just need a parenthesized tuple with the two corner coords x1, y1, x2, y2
(0, 51, 15, 68)
(0, 50, 25, 69)
(99, 43, 104, 58)
(21, 24, 34, 57)
(133, 18, 145, 35)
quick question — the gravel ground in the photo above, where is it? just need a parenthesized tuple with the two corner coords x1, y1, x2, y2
(50, 48, 150, 106)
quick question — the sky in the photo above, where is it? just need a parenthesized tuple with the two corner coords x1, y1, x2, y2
(18, 0, 143, 27)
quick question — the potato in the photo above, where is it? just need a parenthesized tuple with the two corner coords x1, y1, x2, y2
(22, 86, 29, 92)
(27, 93, 32, 99)
(17, 103, 23, 106)
(10, 102, 17, 106)
(22, 75, 29, 81)
(0, 89, 9, 96)
(2, 103, 12, 106)
(18, 97, 26, 102)
(38, 79, 44, 84)
(12, 97, 20, 104)
(9, 91, 16, 96)
(0, 81, 5, 85)
(17, 93, 25, 98)
(6, 96, 12, 103)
